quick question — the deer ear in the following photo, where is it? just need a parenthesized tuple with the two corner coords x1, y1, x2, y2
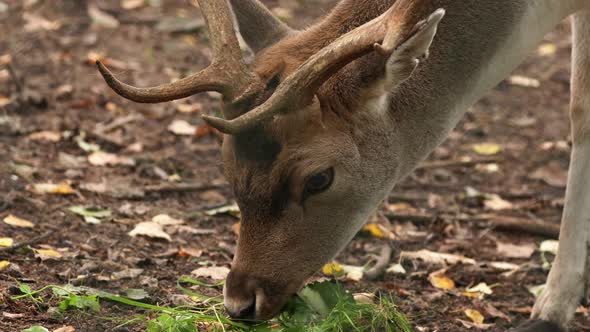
(377, 9, 445, 91)
(228, 0, 294, 53)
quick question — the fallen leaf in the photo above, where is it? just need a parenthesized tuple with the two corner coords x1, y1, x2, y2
(191, 266, 230, 280)
(124, 288, 149, 300)
(177, 247, 203, 258)
(540, 240, 559, 255)
(465, 282, 493, 297)
(128, 222, 171, 241)
(508, 75, 540, 88)
(112, 268, 144, 280)
(33, 248, 63, 260)
(88, 151, 135, 166)
(69, 206, 111, 224)
(340, 264, 365, 282)
(0, 260, 10, 270)
(88, 4, 120, 28)
(428, 270, 455, 290)
(496, 242, 535, 259)
(3, 214, 34, 228)
(0, 237, 14, 247)
(401, 249, 476, 266)
(2, 312, 25, 318)
(205, 203, 240, 218)
(472, 143, 501, 156)
(168, 119, 196, 136)
(175, 102, 202, 114)
(121, 0, 145, 9)
(353, 293, 375, 304)
(483, 303, 511, 322)
(386, 263, 407, 275)
(23, 12, 61, 32)
(32, 182, 75, 195)
(362, 223, 395, 239)
(152, 214, 184, 226)
(538, 43, 557, 56)
(53, 326, 75, 332)
(456, 319, 494, 330)
(465, 309, 485, 324)
(529, 162, 568, 187)
(28, 131, 61, 142)
(487, 261, 520, 271)
(484, 194, 513, 211)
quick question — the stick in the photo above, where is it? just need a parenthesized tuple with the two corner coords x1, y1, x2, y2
(416, 158, 498, 170)
(384, 212, 434, 224)
(143, 182, 224, 194)
(364, 243, 393, 281)
(490, 216, 560, 238)
(0, 230, 55, 253)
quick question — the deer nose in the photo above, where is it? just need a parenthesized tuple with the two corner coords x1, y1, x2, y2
(224, 295, 256, 320)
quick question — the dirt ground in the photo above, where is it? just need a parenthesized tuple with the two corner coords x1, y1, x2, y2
(1, 1, 589, 331)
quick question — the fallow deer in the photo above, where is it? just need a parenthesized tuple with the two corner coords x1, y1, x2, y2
(97, 0, 590, 330)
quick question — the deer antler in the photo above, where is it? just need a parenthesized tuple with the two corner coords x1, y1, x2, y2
(97, 0, 257, 103)
(203, 3, 445, 134)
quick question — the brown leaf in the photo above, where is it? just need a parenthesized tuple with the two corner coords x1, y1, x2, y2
(496, 242, 535, 259)
(191, 266, 230, 280)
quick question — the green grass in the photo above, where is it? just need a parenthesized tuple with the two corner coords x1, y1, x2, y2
(13, 280, 412, 332)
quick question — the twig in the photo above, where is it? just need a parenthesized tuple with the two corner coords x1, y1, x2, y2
(0, 230, 55, 253)
(490, 216, 560, 238)
(416, 158, 498, 170)
(384, 212, 434, 224)
(143, 182, 224, 194)
(364, 243, 393, 281)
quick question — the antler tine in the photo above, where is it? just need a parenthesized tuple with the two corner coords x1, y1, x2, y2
(98, 0, 254, 103)
(204, 2, 444, 134)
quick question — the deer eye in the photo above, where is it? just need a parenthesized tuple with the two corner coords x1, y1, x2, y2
(304, 168, 334, 197)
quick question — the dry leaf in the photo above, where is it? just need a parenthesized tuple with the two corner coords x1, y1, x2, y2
(121, 0, 145, 9)
(484, 194, 513, 211)
(128, 222, 172, 241)
(3, 215, 34, 228)
(88, 4, 120, 28)
(386, 263, 407, 275)
(465, 309, 485, 324)
(34, 248, 63, 260)
(529, 162, 568, 187)
(0, 237, 14, 247)
(483, 303, 511, 322)
(33, 182, 75, 195)
(53, 326, 75, 332)
(540, 240, 559, 255)
(175, 102, 202, 114)
(456, 319, 495, 330)
(496, 242, 535, 259)
(488, 261, 519, 271)
(23, 12, 61, 32)
(168, 120, 196, 136)
(28, 131, 61, 142)
(362, 223, 394, 239)
(88, 151, 135, 166)
(0, 261, 10, 270)
(152, 214, 184, 226)
(191, 266, 230, 280)
(340, 264, 365, 282)
(472, 143, 501, 156)
(508, 75, 540, 88)
(401, 249, 476, 266)
(112, 268, 144, 280)
(538, 43, 557, 56)
(428, 270, 455, 290)
(465, 282, 493, 298)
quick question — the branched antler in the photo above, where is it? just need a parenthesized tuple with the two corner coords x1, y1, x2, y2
(203, 2, 445, 134)
(97, 0, 257, 104)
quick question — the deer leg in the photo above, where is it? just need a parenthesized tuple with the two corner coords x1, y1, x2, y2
(514, 9, 590, 332)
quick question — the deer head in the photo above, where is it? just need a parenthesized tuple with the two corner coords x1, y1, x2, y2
(98, 0, 444, 320)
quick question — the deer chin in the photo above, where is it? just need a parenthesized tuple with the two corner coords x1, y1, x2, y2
(223, 269, 305, 321)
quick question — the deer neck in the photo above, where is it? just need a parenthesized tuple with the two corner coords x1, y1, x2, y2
(385, 0, 583, 179)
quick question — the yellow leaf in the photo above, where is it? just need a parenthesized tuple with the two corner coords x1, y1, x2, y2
(33, 182, 75, 195)
(428, 271, 455, 290)
(0, 237, 14, 247)
(464, 309, 485, 324)
(462, 291, 484, 299)
(472, 143, 501, 156)
(3, 215, 35, 228)
(322, 262, 344, 276)
(0, 260, 10, 270)
(363, 223, 385, 238)
(34, 248, 63, 260)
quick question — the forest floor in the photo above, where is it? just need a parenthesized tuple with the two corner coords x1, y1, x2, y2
(1, 0, 588, 331)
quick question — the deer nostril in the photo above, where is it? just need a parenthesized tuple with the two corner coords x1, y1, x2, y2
(225, 297, 256, 320)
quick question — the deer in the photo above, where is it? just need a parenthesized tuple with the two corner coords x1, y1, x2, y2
(96, 0, 590, 330)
